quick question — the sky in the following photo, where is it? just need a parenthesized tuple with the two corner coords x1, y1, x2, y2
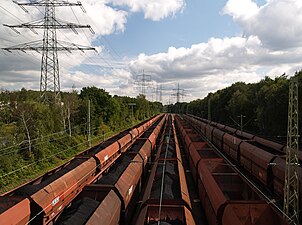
(0, 0, 302, 104)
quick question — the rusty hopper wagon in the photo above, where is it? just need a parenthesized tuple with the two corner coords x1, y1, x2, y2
(134, 115, 196, 225)
(175, 115, 289, 225)
(0, 115, 163, 225)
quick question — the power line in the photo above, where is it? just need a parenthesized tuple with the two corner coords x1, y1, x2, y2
(0, 123, 100, 156)
(0, 138, 89, 179)
(2, 0, 96, 103)
(135, 70, 151, 97)
(172, 83, 185, 103)
(0, 5, 24, 23)
(0, 3, 130, 93)
(102, 36, 123, 59)
(0, 122, 132, 179)
(0, 129, 108, 179)
(0, 3, 130, 91)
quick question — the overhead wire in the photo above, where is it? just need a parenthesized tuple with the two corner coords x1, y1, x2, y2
(0, 118, 138, 179)
(23, 152, 109, 225)
(0, 127, 115, 179)
(102, 36, 124, 61)
(21, 119, 146, 225)
(0, 3, 99, 82)
(0, 124, 80, 153)
(82, 11, 136, 73)
(0, 2, 144, 98)
(0, 2, 136, 91)
(0, 123, 101, 156)
(0, 1, 143, 178)
(0, 135, 93, 179)
(64, 1, 126, 75)
(0, 5, 24, 23)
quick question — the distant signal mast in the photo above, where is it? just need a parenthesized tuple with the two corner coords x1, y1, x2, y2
(2, 0, 96, 103)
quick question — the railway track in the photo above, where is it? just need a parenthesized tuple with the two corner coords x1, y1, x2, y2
(0, 114, 164, 225)
(0, 113, 300, 224)
(175, 115, 290, 225)
(186, 114, 302, 162)
(54, 114, 166, 225)
(183, 114, 302, 208)
(132, 114, 199, 225)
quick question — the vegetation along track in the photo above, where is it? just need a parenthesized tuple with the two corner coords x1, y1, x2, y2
(0, 113, 300, 225)
(0, 114, 164, 225)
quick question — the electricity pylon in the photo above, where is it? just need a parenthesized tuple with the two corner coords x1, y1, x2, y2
(135, 70, 151, 97)
(154, 84, 163, 102)
(284, 76, 299, 225)
(3, 0, 95, 103)
(172, 83, 185, 103)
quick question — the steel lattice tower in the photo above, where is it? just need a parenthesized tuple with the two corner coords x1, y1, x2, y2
(3, 0, 95, 103)
(135, 70, 151, 97)
(172, 83, 184, 103)
(41, 1, 60, 101)
(284, 76, 299, 225)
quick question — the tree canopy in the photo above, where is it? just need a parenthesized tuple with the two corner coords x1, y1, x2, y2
(172, 71, 302, 141)
(0, 87, 162, 193)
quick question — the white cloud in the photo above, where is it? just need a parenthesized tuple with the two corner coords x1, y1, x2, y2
(109, 0, 185, 21)
(223, 0, 302, 49)
(129, 36, 263, 81)
(60, 67, 136, 96)
(128, 32, 302, 101)
(0, 0, 187, 100)
(1, 0, 302, 103)
(126, 0, 302, 102)
(223, 0, 259, 20)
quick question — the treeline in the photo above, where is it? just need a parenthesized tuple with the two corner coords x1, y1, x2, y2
(0, 86, 162, 192)
(172, 71, 302, 141)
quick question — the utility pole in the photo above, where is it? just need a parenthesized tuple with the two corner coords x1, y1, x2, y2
(128, 103, 136, 125)
(208, 97, 211, 122)
(87, 99, 91, 147)
(284, 77, 299, 225)
(2, 0, 95, 103)
(237, 114, 246, 134)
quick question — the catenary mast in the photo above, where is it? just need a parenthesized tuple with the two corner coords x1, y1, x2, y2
(284, 76, 299, 225)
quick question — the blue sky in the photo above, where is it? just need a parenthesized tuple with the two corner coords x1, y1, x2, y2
(104, 0, 267, 56)
(106, 0, 240, 55)
(1, 0, 302, 103)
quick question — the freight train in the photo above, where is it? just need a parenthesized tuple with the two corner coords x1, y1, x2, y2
(182, 114, 302, 213)
(55, 114, 166, 225)
(187, 113, 302, 161)
(0, 114, 164, 225)
(175, 115, 289, 225)
(134, 115, 196, 225)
